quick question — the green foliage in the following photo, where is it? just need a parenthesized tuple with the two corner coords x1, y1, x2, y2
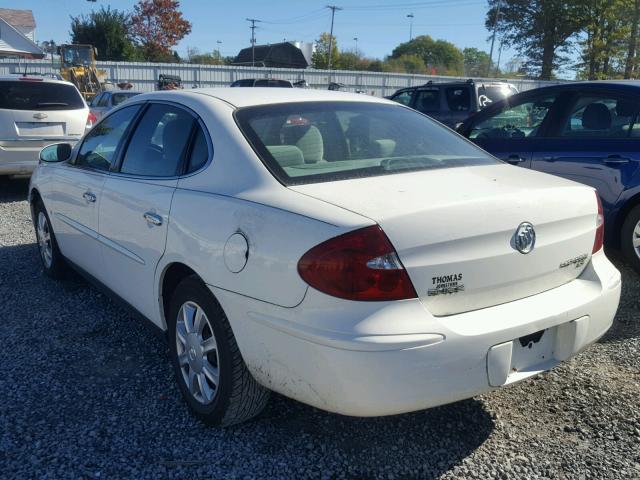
(382, 54, 426, 74)
(312, 33, 340, 69)
(485, 0, 583, 80)
(186, 47, 228, 65)
(70, 6, 136, 61)
(463, 48, 492, 77)
(390, 35, 464, 75)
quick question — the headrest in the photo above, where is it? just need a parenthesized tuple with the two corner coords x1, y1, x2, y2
(266, 145, 304, 167)
(582, 103, 611, 130)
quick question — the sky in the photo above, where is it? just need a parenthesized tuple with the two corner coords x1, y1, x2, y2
(23, 0, 518, 69)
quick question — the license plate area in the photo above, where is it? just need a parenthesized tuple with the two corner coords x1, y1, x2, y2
(511, 328, 556, 374)
(15, 122, 65, 136)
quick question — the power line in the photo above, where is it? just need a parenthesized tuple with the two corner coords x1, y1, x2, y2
(246, 18, 262, 67)
(344, 0, 483, 11)
(326, 5, 343, 71)
(261, 8, 329, 25)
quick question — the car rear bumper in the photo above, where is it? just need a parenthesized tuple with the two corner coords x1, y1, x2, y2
(212, 250, 621, 417)
(0, 138, 80, 175)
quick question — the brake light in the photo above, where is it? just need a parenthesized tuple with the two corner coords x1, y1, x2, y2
(297, 225, 417, 301)
(593, 191, 604, 254)
(86, 112, 97, 129)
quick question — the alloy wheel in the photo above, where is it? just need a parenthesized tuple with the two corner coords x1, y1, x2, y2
(36, 212, 53, 269)
(175, 301, 220, 405)
(633, 220, 640, 260)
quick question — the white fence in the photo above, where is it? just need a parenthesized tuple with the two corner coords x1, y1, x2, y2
(0, 59, 563, 97)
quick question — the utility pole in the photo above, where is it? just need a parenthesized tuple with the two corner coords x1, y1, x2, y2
(246, 18, 261, 67)
(326, 5, 342, 71)
(353, 37, 358, 56)
(487, 0, 502, 77)
(407, 13, 414, 41)
(216, 40, 222, 59)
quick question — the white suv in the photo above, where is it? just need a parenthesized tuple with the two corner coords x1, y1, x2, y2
(0, 74, 89, 177)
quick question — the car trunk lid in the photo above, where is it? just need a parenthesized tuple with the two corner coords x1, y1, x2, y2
(290, 164, 597, 316)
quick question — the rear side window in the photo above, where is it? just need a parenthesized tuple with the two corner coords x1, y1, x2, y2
(97, 94, 109, 107)
(186, 125, 210, 173)
(120, 104, 195, 177)
(560, 94, 640, 138)
(75, 105, 140, 171)
(391, 91, 413, 106)
(445, 87, 471, 112)
(231, 79, 254, 87)
(0, 81, 84, 110)
(414, 89, 440, 113)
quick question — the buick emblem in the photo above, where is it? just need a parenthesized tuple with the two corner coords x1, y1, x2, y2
(33, 113, 48, 120)
(514, 222, 536, 254)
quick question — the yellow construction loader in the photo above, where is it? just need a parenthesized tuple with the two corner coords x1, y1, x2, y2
(58, 44, 107, 101)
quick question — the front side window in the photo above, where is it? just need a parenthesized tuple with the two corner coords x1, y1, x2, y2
(0, 81, 85, 110)
(75, 105, 140, 171)
(560, 94, 640, 138)
(391, 91, 413, 106)
(119, 104, 195, 177)
(235, 101, 498, 186)
(414, 89, 440, 113)
(445, 87, 471, 112)
(469, 94, 558, 139)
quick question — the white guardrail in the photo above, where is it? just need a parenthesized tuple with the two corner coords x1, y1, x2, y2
(0, 58, 564, 97)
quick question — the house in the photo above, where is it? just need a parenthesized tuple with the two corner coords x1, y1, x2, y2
(0, 8, 44, 58)
(233, 42, 308, 69)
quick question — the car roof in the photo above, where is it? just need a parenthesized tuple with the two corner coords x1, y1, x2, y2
(136, 87, 392, 109)
(396, 80, 515, 92)
(511, 80, 640, 97)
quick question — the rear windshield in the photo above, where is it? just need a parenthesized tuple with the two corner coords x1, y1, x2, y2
(112, 92, 140, 106)
(477, 84, 518, 109)
(0, 81, 85, 111)
(254, 79, 293, 88)
(235, 101, 498, 185)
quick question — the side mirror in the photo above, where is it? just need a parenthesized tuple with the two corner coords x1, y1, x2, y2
(454, 122, 465, 134)
(40, 143, 72, 163)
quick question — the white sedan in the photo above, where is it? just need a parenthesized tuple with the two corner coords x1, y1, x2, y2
(29, 88, 621, 426)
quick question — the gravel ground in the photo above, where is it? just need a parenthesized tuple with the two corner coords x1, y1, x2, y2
(0, 178, 639, 480)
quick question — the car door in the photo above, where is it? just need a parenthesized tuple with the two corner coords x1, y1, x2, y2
(442, 85, 473, 128)
(98, 102, 200, 320)
(530, 90, 640, 215)
(411, 88, 441, 121)
(463, 90, 562, 167)
(47, 105, 141, 274)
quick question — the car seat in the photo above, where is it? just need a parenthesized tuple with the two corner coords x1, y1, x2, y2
(282, 125, 324, 163)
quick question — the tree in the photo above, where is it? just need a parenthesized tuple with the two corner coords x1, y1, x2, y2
(383, 54, 426, 74)
(463, 47, 492, 77)
(624, 0, 640, 77)
(70, 6, 136, 61)
(186, 46, 227, 65)
(312, 33, 339, 69)
(390, 35, 464, 75)
(131, 0, 191, 62)
(485, 0, 583, 80)
(575, 0, 630, 79)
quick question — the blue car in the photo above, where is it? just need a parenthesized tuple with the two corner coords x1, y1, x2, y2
(458, 81, 640, 272)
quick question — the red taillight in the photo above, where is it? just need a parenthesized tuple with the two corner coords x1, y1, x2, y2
(297, 225, 417, 301)
(86, 112, 97, 129)
(593, 191, 604, 254)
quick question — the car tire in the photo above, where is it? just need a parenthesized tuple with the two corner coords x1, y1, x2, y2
(621, 204, 640, 273)
(33, 200, 68, 279)
(168, 275, 270, 426)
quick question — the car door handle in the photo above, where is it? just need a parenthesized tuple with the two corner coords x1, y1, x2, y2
(82, 192, 96, 203)
(602, 155, 630, 164)
(505, 154, 526, 164)
(143, 212, 163, 226)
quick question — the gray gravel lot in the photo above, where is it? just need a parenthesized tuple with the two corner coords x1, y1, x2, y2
(0, 178, 639, 480)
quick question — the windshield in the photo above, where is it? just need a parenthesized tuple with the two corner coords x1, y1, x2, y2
(62, 46, 93, 66)
(112, 92, 140, 106)
(235, 101, 498, 185)
(477, 85, 518, 109)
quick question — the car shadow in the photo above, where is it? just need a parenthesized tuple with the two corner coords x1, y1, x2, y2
(0, 177, 30, 203)
(597, 249, 639, 344)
